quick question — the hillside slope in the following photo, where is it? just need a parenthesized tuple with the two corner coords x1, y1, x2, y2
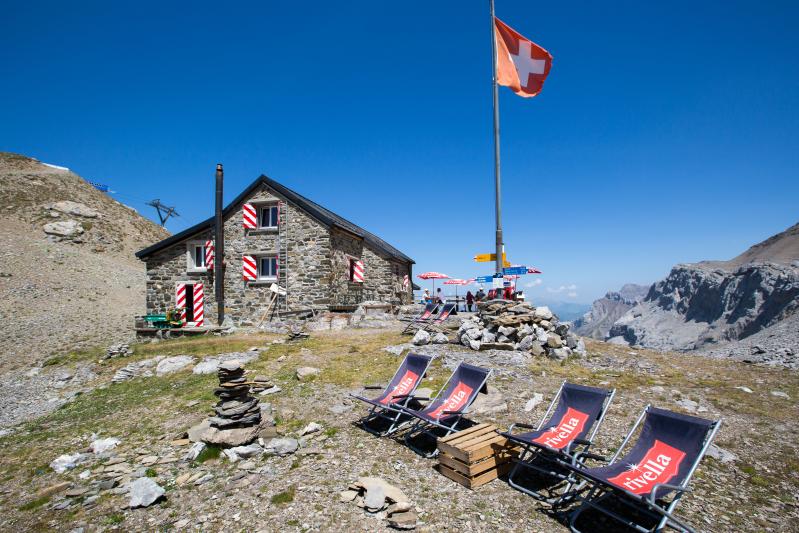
(0, 152, 169, 370)
(608, 222, 799, 355)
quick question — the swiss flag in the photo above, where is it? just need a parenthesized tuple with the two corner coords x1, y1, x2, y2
(494, 17, 552, 98)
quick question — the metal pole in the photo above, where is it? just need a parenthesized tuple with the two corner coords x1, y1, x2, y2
(214, 163, 225, 325)
(490, 0, 503, 275)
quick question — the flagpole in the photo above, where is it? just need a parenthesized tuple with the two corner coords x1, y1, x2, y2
(489, 0, 503, 276)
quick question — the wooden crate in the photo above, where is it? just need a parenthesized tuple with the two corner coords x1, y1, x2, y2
(436, 423, 520, 489)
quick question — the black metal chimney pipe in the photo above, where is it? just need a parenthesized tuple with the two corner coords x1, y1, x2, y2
(214, 163, 225, 325)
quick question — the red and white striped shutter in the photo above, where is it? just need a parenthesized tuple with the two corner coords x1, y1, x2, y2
(353, 260, 365, 283)
(243, 203, 257, 229)
(403, 274, 410, 289)
(175, 283, 187, 324)
(242, 255, 257, 281)
(205, 240, 214, 269)
(192, 283, 204, 326)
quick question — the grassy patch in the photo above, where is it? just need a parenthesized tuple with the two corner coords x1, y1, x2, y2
(103, 513, 125, 525)
(18, 495, 50, 511)
(194, 444, 222, 464)
(270, 485, 296, 505)
(145, 468, 157, 477)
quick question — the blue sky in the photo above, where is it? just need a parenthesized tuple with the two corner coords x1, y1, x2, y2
(2, 1, 797, 302)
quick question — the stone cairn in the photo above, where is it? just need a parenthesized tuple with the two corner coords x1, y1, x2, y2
(105, 343, 132, 359)
(209, 362, 262, 430)
(458, 300, 586, 360)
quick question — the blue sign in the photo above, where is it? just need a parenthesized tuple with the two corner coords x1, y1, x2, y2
(502, 266, 528, 276)
(474, 275, 494, 283)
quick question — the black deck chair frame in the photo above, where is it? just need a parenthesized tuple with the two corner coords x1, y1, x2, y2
(502, 380, 616, 504)
(350, 353, 434, 437)
(561, 405, 721, 533)
(401, 303, 440, 334)
(419, 302, 456, 334)
(397, 362, 492, 458)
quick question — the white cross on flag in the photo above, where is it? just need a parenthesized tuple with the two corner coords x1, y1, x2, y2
(494, 17, 552, 98)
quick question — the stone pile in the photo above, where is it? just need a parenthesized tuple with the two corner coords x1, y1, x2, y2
(209, 362, 262, 429)
(105, 343, 132, 359)
(458, 300, 585, 360)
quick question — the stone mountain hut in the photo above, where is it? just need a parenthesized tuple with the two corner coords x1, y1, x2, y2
(135, 174, 415, 327)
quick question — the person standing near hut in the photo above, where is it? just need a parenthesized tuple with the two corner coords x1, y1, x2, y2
(466, 290, 475, 312)
(436, 288, 445, 304)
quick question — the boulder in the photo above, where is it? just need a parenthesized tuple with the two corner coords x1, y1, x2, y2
(127, 478, 165, 508)
(546, 334, 563, 349)
(480, 342, 515, 351)
(411, 329, 430, 346)
(431, 332, 449, 344)
(465, 328, 482, 340)
(468, 339, 481, 351)
(534, 306, 553, 320)
(387, 509, 418, 530)
(265, 437, 299, 456)
(351, 477, 409, 505)
(188, 419, 263, 447)
(529, 341, 545, 357)
(43, 219, 83, 237)
(481, 331, 497, 343)
(497, 326, 517, 338)
(517, 335, 534, 351)
(46, 201, 100, 218)
(363, 484, 386, 511)
(549, 347, 572, 361)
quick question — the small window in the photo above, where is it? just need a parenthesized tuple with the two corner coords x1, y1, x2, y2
(193, 245, 205, 269)
(259, 256, 278, 280)
(187, 242, 207, 271)
(259, 205, 279, 228)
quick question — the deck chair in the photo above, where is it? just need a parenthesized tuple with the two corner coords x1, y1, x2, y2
(401, 303, 440, 334)
(398, 362, 492, 457)
(501, 381, 616, 504)
(351, 353, 433, 436)
(561, 406, 721, 533)
(419, 302, 456, 333)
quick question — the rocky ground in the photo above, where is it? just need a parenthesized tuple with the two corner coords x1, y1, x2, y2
(0, 325, 797, 532)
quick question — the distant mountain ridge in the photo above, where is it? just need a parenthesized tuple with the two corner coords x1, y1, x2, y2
(607, 222, 799, 355)
(573, 283, 649, 339)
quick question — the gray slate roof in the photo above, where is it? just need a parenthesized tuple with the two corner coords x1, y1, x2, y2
(135, 174, 414, 264)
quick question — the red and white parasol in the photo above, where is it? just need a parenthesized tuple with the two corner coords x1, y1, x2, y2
(417, 272, 450, 297)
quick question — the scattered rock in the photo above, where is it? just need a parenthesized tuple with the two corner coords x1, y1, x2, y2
(524, 393, 544, 412)
(771, 391, 790, 399)
(50, 453, 89, 474)
(90, 435, 121, 454)
(43, 219, 84, 238)
(296, 367, 321, 381)
(300, 422, 323, 436)
(156, 355, 194, 376)
(431, 333, 449, 344)
(265, 437, 299, 456)
(127, 478, 165, 508)
(707, 444, 738, 464)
